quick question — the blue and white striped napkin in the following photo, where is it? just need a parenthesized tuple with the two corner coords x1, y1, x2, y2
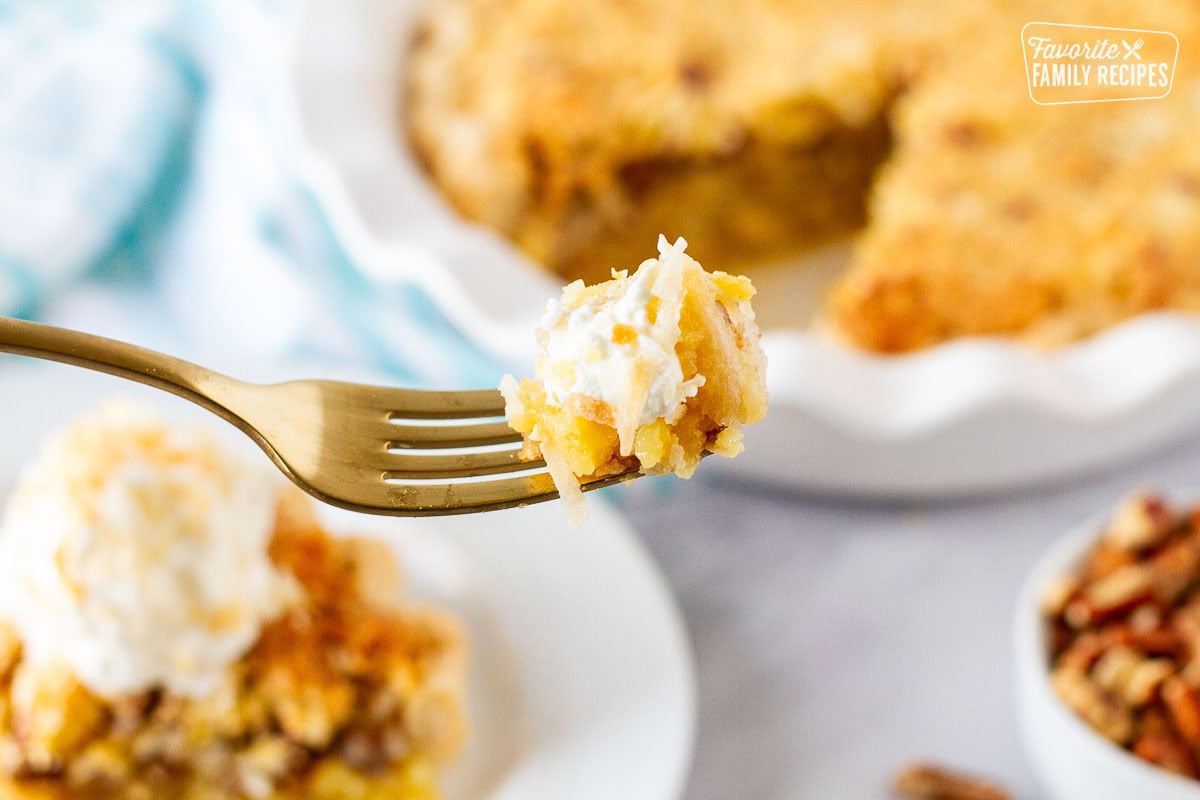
(0, 0, 503, 388)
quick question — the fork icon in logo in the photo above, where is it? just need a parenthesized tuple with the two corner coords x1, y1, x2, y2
(1123, 38, 1145, 60)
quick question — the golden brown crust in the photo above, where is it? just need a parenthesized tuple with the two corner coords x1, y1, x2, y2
(0, 490, 465, 800)
(410, 0, 1200, 352)
(405, 0, 959, 282)
(827, 0, 1200, 352)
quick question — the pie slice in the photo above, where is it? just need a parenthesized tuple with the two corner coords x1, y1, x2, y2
(0, 403, 467, 800)
(501, 235, 768, 526)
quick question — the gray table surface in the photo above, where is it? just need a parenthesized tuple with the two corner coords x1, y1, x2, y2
(612, 432, 1200, 800)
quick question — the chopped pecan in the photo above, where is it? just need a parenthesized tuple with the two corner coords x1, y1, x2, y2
(1128, 603, 1165, 633)
(1171, 595, 1200, 656)
(1051, 667, 1135, 744)
(1124, 660, 1176, 707)
(1148, 540, 1200, 605)
(1133, 728, 1199, 778)
(892, 763, 1009, 800)
(1041, 574, 1081, 618)
(1162, 676, 1200, 744)
(1080, 541, 1137, 582)
(1106, 493, 1178, 552)
(1066, 565, 1155, 628)
(1107, 624, 1183, 658)
(1055, 631, 1110, 674)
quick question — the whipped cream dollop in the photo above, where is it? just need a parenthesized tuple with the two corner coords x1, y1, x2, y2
(539, 235, 705, 433)
(0, 404, 296, 699)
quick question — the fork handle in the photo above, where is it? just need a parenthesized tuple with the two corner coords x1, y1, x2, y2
(0, 316, 242, 417)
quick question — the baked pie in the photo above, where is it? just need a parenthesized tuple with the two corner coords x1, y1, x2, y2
(501, 236, 767, 527)
(408, 0, 1200, 352)
(0, 406, 467, 800)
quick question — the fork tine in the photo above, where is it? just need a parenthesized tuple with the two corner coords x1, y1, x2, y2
(386, 388, 506, 420)
(376, 468, 638, 515)
(401, 454, 703, 514)
(384, 448, 544, 480)
(457, 469, 637, 509)
(387, 420, 520, 448)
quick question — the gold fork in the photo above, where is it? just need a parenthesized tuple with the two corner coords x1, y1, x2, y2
(0, 317, 638, 515)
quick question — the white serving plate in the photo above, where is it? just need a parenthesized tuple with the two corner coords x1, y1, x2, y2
(289, 0, 1200, 498)
(0, 363, 697, 800)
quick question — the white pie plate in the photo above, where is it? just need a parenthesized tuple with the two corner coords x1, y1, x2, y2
(289, 0, 1200, 498)
(0, 362, 697, 800)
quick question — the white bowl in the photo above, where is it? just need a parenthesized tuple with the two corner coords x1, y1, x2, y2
(1014, 511, 1200, 800)
(290, 0, 1200, 498)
